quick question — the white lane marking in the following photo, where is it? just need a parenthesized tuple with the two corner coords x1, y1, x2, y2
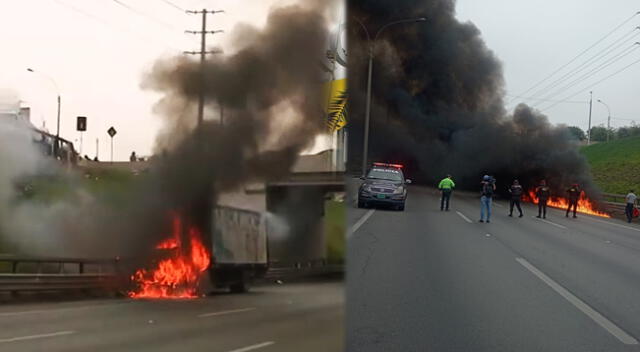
(456, 211, 472, 224)
(516, 258, 639, 345)
(225, 341, 275, 352)
(586, 217, 640, 233)
(348, 209, 375, 237)
(532, 216, 567, 229)
(485, 233, 491, 237)
(0, 331, 76, 344)
(0, 302, 130, 317)
(198, 307, 256, 318)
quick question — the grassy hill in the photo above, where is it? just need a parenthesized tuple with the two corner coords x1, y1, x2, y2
(581, 136, 640, 194)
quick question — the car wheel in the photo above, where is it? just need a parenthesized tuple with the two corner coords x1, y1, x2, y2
(357, 198, 365, 208)
(398, 203, 405, 211)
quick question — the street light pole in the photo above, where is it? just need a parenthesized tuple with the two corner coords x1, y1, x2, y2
(354, 17, 427, 177)
(597, 99, 612, 142)
(27, 68, 62, 155)
(587, 92, 593, 145)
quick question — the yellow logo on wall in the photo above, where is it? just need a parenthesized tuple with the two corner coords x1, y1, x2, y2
(324, 78, 347, 132)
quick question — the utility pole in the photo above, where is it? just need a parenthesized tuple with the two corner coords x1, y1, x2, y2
(353, 17, 427, 177)
(587, 91, 593, 145)
(185, 9, 224, 127)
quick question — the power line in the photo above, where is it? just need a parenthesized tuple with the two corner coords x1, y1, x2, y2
(111, 0, 180, 31)
(526, 26, 640, 101)
(505, 94, 587, 104)
(540, 56, 640, 112)
(534, 43, 640, 108)
(52, 0, 183, 51)
(508, 11, 639, 104)
(160, 0, 186, 12)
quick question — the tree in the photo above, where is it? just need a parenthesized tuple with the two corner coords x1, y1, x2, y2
(617, 126, 632, 139)
(566, 126, 586, 141)
(589, 126, 608, 142)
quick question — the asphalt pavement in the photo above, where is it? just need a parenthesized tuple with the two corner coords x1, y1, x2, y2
(347, 184, 640, 352)
(0, 279, 343, 352)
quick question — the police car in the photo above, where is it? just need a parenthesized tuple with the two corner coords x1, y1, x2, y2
(358, 162, 411, 211)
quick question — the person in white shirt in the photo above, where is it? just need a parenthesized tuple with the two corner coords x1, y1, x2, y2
(625, 190, 637, 223)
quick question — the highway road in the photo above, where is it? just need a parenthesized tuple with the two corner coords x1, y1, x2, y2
(0, 279, 343, 352)
(347, 185, 640, 352)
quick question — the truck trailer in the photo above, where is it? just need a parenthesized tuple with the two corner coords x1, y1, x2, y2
(210, 206, 269, 293)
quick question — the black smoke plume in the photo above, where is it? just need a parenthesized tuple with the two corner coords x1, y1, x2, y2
(348, 0, 599, 198)
(120, 2, 332, 253)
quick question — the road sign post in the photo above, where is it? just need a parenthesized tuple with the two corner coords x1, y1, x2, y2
(107, 127, 117, 162)
(77, 116, 87, 155)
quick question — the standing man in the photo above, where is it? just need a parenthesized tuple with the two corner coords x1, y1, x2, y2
(625, 190, 637, 223)
(508, 180, 524, 218)
(536, 180, 551, 219)
(438, 174, 455, 211)
(566, 184, 581, 218)
(479, 175, 496, 223)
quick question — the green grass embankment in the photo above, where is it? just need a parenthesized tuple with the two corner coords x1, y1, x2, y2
(581, 137, 640, 195)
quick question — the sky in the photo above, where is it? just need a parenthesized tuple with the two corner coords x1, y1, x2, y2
(0, 0, 344, 161)
(456, 0, 639, 132)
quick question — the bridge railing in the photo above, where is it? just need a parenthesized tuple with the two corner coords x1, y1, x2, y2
(0, 255, 121, 293)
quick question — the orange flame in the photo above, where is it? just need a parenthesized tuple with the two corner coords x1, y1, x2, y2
(129, 214, 211, 299)
(526, 190, 610, 218)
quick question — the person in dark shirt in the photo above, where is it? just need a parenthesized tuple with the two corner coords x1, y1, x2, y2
(479, 175, 496, 223)
(536, 180, 551, 219)
(566, 184, 581, 218)
(508, 180, 524, 218)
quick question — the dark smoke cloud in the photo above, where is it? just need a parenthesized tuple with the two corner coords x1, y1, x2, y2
(143, 1, 331, 254)
(118, 2, 333, 253)
(348, 0, 599, 198)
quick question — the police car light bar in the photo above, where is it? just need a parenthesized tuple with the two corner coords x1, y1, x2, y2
(373, 162, 403, 168)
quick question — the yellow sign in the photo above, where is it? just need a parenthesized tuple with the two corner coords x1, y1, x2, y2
(324, 78, 347, 132)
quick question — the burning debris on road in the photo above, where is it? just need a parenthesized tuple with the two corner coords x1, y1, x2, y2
(525, 190, 611, 218)
(348, 0, 605, 208)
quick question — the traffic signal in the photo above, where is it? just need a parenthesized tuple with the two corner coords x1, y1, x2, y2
(77, 116, 87, 131)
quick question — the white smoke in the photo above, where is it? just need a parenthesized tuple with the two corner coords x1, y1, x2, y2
(264, 212, 290, 241)
(0, 103, 95, 256)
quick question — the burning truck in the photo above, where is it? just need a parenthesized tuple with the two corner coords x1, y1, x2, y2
(128, 207, 268, 298)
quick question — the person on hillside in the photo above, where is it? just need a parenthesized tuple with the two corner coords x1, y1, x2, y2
(479, 175, 496, 223)
(508, 180, 524, 218)
(130, 151, 137, 162)
(536, 180, 551, 219)
(438, 174, 456, 211)
(625, 190, 637, 223)
(566, 184, 581, 218)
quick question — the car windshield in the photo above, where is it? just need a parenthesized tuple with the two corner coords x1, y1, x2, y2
(367, 168, 403, 182)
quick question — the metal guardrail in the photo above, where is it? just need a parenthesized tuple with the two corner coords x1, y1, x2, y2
(600, 193, 637, 219)
(0, 255, 120, 293)
(602, 193, 630, 204)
